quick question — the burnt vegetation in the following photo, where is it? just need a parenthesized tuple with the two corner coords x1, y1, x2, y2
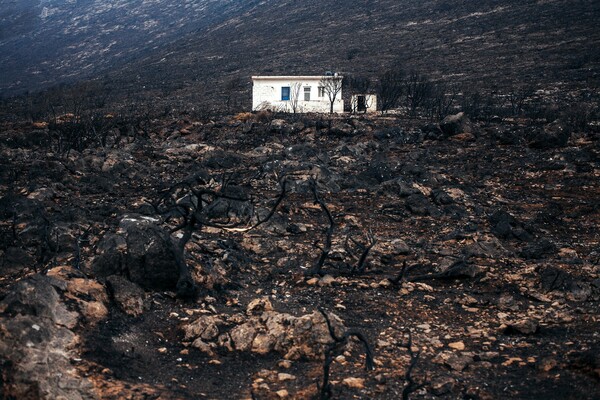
(1, 0, 600, 399)
(1, 91, 599, 398)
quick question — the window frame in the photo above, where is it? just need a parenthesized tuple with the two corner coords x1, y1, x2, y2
(304, 86, 311, 101)
(281, 86, 290, 101)
(318, 86, 326, 98)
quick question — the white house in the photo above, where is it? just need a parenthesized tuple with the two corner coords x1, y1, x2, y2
(252, 75, 344, 113)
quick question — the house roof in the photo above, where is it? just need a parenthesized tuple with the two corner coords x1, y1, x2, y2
(251, 75, 342, 80)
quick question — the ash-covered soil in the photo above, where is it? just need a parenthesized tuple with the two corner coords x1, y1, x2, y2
(1, 112, 599, 399)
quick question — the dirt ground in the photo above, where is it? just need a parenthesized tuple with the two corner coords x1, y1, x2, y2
(1, 113, 599, 399)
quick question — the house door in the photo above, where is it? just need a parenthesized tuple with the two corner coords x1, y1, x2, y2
(357, 95, 367, 112)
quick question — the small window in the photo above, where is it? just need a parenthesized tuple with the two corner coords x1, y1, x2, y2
(281, 86, 290, 101)
(318, 86, 326, 98)
(304, 86, 311, 101)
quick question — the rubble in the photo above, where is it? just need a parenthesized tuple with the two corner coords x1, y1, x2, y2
(183, 308, 346, 361)
(0, 112, 598, 398)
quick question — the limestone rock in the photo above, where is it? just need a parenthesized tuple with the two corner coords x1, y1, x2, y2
(343, 377, 365, 389)
(390, 239, 410, 255)
(184, 315, 225, 341)
(440, 112, 472, 137)
(46, 266, 109, 323)
(184, 310, 346, 361)
(247, 297, 274, 316)
(230, 321, 258, 351)
(0, 275, 79, 329)
(504, 319, 539, 335)
(106, 275, 146, 317)
(0, 275, 95, 399)
(448, 341, 465, 351)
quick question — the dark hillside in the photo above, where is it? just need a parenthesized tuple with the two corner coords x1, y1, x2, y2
(2, 0, 598, 108)
(0, 0, 259, 96)
(106, 0, 600, 106)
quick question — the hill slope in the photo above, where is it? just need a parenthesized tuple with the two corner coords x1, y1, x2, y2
(105, 0, 600, 105)
(2, 0, 599, 103)
(0, 0, 259, 96)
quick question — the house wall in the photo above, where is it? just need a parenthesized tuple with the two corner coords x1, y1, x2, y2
(252, 76, 344, 113)
(350, 94, 378, 113)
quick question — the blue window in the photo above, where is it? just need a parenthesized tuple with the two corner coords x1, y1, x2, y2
(281, 86, 290, 101)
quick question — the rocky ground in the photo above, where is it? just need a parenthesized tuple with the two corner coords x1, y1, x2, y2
(0, 112, 599, 399)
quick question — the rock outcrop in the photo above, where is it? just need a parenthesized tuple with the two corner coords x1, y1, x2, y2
(0, 267, 108, 399)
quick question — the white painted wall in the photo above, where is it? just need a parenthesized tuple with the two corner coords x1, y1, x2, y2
(252, 76, 344, 113)
(351, 94, 378, 113)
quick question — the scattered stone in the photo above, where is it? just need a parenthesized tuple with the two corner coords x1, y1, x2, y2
(184, 315, 224, 341)
(527, 122, 570, 149)
(520, 238, 557, 259)
(390, 239, 410, 255)
(27, 187, 57, 201)
(537, 357, 558, 372)
(489, 210, 532, 241)
(464, 237, 508, 259)
(229, 321, 258, 351)
(1, 275, 79, 329)
(44, 267, 110, 323)
(450, 132, 476, 142)
(342, 377, 365, 389)
(184, 310, 345, 361)
(431, 189, 454, 205)
(540, 266, 570, 291)
(405, 193, 432, 216)
(440, 112, 472, 137)
(445, 353, 473, 371)
(277, 373, 296, 382)
(448, 341, 465, 351)
(440, 259, 484, 279)
(191, 338, 217, 356)
(247, 297, 274, 315)
(80, 300, 109, 322)
(319, 274, 336, 286)
(504, 319, 539, 335)
(502, 357, 524, 366)
(431, 376, 456, 395)
(476, 352, 500, 362)
(306, 277, 319, 286)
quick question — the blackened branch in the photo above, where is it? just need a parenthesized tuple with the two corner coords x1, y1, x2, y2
(317, 309, 375, 400)
(401, 332, 424, 400)
(351, 229, 377, 274)
(253, 179, 287, 228)
(222, 178, 288, 232)
(388, 261, 409, 285)
(309, 181, 335, 276)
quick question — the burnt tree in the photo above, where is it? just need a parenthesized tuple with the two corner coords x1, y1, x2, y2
(320, 75, 343, 114)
